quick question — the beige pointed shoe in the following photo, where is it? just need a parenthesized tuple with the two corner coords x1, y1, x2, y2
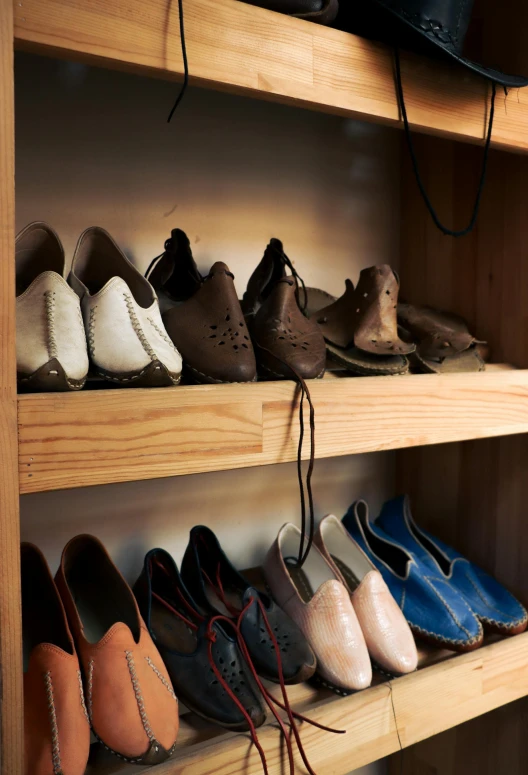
(315, 514, 418, 676)
(263, 523, 372, 693)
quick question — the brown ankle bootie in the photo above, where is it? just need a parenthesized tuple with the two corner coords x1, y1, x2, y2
(55, 535, 179, 765)
(23, 543, 90, 775)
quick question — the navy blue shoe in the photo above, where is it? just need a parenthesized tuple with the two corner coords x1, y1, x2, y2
(378, 495, 528, 636)
(342, 500, 484, 652)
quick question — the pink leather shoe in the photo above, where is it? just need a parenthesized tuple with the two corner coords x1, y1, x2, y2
(263, 523, 372, 692)
(315, 515, 418, 675)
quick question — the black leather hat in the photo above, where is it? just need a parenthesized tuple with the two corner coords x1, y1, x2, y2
(340, 0, 528, 88)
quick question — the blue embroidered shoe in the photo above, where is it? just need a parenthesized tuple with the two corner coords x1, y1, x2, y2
(342, 500, 484, 652)
(377, 495, 528, 636)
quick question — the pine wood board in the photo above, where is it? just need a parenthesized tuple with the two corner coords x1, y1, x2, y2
(12, 0, 528, 153)
(16, 366, 528, 494)
(0, 0, 23, 772)
(84, 633, 528, 775)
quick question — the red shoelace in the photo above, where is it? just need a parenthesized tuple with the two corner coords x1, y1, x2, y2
(149, 558, 344, 775)
(203, 562, 345, 775)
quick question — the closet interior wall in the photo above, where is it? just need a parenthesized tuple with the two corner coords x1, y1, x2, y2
(394, 134, 528, 773)
(15, 51, 401, 774)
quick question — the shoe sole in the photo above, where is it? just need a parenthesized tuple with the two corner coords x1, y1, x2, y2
(94, 360, 181, 388)
(409, 625, 484, 653)
(18, 358, 86, 392)
(179, 694, 267, 731)
(92, 728, 177, 765)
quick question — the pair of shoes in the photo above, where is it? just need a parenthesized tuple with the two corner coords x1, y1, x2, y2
(134, 527, 331, 775)
(342, 497, 527, 652)
(264, 518, 417, 694)
(305, 265, 414, 376)
(23, 538, 179, 775)
(16, 222, 182, 391)
(148, 230, 326, 383)
(134, 526, 316, 731)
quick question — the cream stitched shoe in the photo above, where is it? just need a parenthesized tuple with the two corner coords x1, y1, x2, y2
(16, 222, 89, 391)
(69, 227, 182, 387)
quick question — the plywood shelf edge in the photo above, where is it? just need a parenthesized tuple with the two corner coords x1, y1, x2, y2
(17, 366, 528, 494)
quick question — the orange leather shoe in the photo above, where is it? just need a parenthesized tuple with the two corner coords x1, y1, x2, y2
(55, 535, 179, 765)
(23, 543, 90, 775)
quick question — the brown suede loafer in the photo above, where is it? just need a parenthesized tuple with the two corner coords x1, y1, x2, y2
(23, 543, 90, 775)
(55, 535, 179, 765)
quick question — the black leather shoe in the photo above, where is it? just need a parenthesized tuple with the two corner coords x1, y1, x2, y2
(134, 548, 266, 731)
(180, 526, 317, 684)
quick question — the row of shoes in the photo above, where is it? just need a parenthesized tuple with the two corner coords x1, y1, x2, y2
(24, 495, 525, 775)
(16, 222, 485, 392)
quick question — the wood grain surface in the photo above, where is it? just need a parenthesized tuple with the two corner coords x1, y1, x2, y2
(17, 366, 528, 493)
(396, 130, 528, 773)
(12, 0, 528, 153)
(0, 1, 23, 772)
(84, 634, 528, 774)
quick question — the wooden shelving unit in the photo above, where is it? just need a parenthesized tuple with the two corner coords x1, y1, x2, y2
(3, 0, 528, 774)
(12, 0, 528, 153)
(84, 634, 528, 774)
(17, 365, 528, 493)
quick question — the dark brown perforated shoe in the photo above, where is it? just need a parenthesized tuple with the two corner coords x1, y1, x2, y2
(148, 229, 257, 384)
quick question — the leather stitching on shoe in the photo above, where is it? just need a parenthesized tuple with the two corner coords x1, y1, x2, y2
(464, 572, 524, 620)
(77, 669, 90, 723)
(44, 670, 63, 775)
(147, 318, 179, 352)
(422, 575, 475, 638)
(87, 658, 94, 721)
(44, 291, 59, 360)
(479, 614, 528, 628)
(123, 294, 158, 362)
(125, 650, 155, 742)
(88, 307, 97, 359)
(408, 622, 483, 646)
(145, 656, 178, 700)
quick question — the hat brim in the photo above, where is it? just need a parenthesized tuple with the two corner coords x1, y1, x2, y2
(369, 0, 528, 88)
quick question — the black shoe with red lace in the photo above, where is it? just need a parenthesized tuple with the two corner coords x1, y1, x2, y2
(133, 548, 266, 731)
(180, 526, 317, 684)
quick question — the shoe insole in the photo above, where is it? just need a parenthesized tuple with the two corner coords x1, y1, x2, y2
(150, 598, 197, 654)
(332, 556, 361, 594)
(281, 525, 336, 603)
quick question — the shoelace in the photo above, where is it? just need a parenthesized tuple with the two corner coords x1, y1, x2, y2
(258, 338, 316, 568)
(203, 563, 345, 775)
(167, 0, 189, 122)
(394, 46, 496, 237)
(270, 242, 308, 313)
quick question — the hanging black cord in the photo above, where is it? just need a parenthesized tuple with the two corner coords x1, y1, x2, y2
(394, 47, 496, 238)
(145, 252, 165, 280)
(167, 0, 189, 122)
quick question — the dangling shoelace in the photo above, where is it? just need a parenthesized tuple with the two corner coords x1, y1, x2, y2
(394, 46, 496, 237)
(202, 562, 345, 775)
(167, 0, 189, 122)
(258, 341, 316, 568)
(270, 242, 308, 313)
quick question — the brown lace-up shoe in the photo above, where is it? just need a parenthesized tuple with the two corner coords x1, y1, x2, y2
(55, 535, 179, 765)
(148, 229, 256, 383)
(23, 543, 90, 775)
(243, 240, 325, 380)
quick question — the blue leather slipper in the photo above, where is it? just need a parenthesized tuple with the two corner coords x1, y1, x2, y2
(377, 496, 528, 636)
(342, 500, 484, 652)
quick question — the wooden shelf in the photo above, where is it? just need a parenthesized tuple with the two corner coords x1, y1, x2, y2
(85, 633, 528, 774)
(13, 0, 528, 153)
(17, 366, 528, 494)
